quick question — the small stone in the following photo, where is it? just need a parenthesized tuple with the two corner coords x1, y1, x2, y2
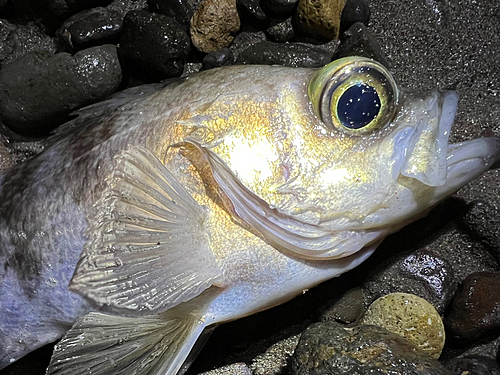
(444, 355, 500, 375)
(228, 31, 267, 59)
(361, 293, 446, 359)
(120, 10, 191, 80)
(190, 0, 241, 53)
(202, 48, 234, 69)
(148, 0, 201, 25)
(295, 0, 345, 40)
(198, 362, 252, 375)
(290, 323, 453, 375)
(57, 7, 122, 49)
(262, 0, 298, 14)
(0, 20, 61, 68)
(237, 0, 268, 27)
(0, 45, 122, 134)
(340, 0, 370, 30)
(462, 200, 500, 259)
(266, 17, 295, 42)
(236, 41, 335, 67)
(321, 287, 364, 325)
(445, 271, 500, 343)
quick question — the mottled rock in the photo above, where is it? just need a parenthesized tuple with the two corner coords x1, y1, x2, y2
(263, 0, 298, 14)
(445, 272, 500, 343)
(321, 287, 364, 326)
(120, 10, 190, 80)
(148, 0, 201, 25)
(0, 20, 61, 68)
(334, 22, 390, 68)
(198, 362, 252, 375)
(290, 323, 453, 375)
(57, 7, 122, 48)
(228, 30, 267, 59)
(237, 0, 268, 27)
(341, 0, 370, 29)
(202, 48, 234, 69)
(363, 249, 455, 315)
(181, 62, 203, 76)
(361, 293, 446, 359)
(444, 355, 500, 375)
(236, 40, 335, 67)
(295, 0, 345, 40)
(0, 45, 122, 134)
(190, 0, 240, 53)
(266, 17, 295, 42)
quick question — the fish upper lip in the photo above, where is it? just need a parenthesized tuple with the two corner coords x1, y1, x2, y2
(447, 137, 500, 167)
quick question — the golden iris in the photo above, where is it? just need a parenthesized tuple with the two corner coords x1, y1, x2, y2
(308, 57, 399, 134)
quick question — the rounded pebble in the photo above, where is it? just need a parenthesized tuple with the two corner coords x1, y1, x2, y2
(361, 292, 445, 359)
(147, 0, 201, 25)
(295, 0, 344, 40)
(341, 0, 370, 30)
(190, 0, 241, 53)
(202, 48, 234, 69)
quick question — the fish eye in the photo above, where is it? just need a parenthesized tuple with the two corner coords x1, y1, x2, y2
(308, 57, 399, 134)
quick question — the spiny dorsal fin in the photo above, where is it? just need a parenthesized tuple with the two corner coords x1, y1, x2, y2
(70, 145, 223, 316)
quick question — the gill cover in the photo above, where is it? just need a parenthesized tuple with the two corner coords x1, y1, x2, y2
(308, 56, 399, 134)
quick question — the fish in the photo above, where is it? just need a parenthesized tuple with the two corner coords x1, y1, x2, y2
(0, 56, 498, 375)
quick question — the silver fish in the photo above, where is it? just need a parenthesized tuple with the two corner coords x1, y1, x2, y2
(0, 57, 498, 375)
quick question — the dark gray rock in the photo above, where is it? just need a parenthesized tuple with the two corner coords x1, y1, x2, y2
(445, 271, 500, 344)
(148, 0, 201, 25)
(236, 40, 335, 67)
(341, 0, 370, 30)
(237, 0, 268, 28)
(290, 323, 453, 375)
(262, 0, 298, 14)
(202, 48, 234, 69)
(57, 7, 122, 49)
(363, 249, 456, 315)
(443, 355, 500, 375)
(120, 10, 190, 80)
(321, 287, 364, 326)
(266, 17, 294, 42)
(334, 22, 390, 68)
(0, 45, 122, 135)
(0, 20, 61, 68)
(228, 31, 267, 59)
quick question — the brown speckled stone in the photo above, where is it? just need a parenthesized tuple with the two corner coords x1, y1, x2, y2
(295, 0, 345, 40)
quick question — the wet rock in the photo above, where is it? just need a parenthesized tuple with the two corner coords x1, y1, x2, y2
(237, 0, 268, 28)
(120, 10, 190, 80)
(445, 271, 500, 344)
(236, 40, 335, 67)
(341, 0, 370, 29)
(148, 0, 201, 25)
(295, 0, 345, 40)
(190, 0, 240, 53)
(334, 22, 390, 68)
(443, 355, 500, 375)
(266, 17, 295, 42)
(57, 7, 122, 49)
(321, 287, 364, 326)
(361, 293, 446, 359)
(0, 45, 122, 134)
(229, 30, 267, 59)
(263, 0, 298, 14)
(363, 249, 456, 315)
(181, 62, 203, 76)
(198, 362, 252, 375)
(290, 323, 453, 375)
(461, 200, 500, 261)
(0, 20, 61, 68)
(202, 48, 234, 69)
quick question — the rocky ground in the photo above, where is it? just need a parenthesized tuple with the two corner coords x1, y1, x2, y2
(0, 0, 499, 374)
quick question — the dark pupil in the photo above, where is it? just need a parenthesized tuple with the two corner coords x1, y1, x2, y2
(337, 83, 381, 129)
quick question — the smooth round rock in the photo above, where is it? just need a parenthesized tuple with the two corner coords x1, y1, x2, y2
(148, 0, 201, 25)
(321, 287, 364, 325)
(263, 0, 298, 14)
(237, 0, 268, 26)
(295, 0, 345, 40)
(361, 293, 445, 359)
(0, 45, 122, 134)
(445, 271, 500, 343)
(341, 0, 370, 29)
(120, 10, 190, 80)
(236, 40, 335, 67)
(190, 0, 241, 53)
(202, 48, 234, 69)
(444, 355, 500, 375)
(290, 323, 453, 375)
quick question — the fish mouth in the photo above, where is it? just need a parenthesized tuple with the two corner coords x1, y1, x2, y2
(393, 90, 500, 191)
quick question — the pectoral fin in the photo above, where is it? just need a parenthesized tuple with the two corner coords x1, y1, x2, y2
(70, 145, 223, 315)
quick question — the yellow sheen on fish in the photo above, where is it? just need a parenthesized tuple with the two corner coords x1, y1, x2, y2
(0, 57, 499, 375)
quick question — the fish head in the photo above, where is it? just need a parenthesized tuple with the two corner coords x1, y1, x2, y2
(181, 57, 500, 260)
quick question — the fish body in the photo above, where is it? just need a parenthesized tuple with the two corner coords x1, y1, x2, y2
(0, 57, 499, 374)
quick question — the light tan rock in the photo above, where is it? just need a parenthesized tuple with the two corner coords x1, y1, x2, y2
(295, 0, 345, 40)
(190, 0, 241, 53)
